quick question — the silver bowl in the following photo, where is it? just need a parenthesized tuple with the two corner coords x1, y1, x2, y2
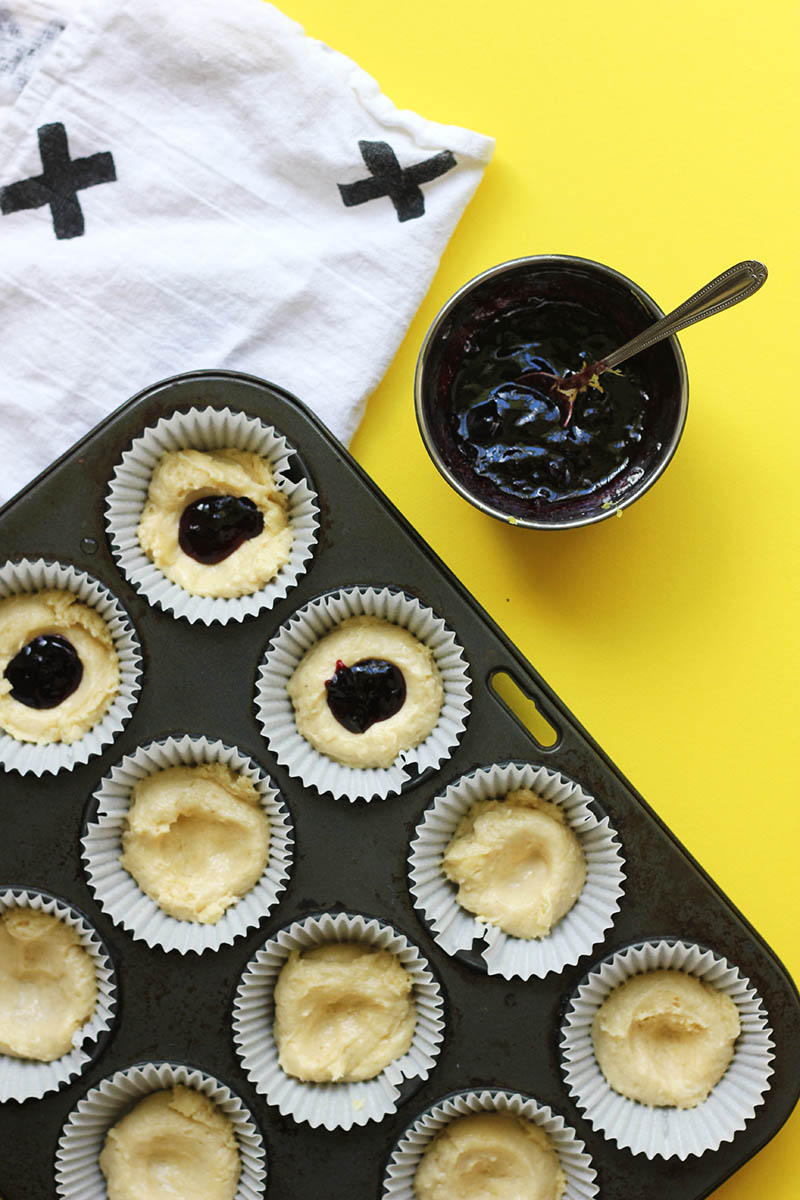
(415, 254, 689, 530)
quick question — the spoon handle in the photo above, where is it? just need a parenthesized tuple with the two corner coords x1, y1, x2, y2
(599, 260, 768, 372)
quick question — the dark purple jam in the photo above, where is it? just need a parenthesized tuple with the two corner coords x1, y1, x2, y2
(4, 634, 83, 709)
(325, 658, 406, 734)
(178, 494, 264, 565)
(450, 299, 648, 503)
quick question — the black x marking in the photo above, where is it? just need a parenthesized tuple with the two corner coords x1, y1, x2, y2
(1, 122, 116, 240)
(338, 140, 456, 222)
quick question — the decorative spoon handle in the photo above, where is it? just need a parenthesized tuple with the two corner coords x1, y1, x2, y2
(599, 260, 768, 372)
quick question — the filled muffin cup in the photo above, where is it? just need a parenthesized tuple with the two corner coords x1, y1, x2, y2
(0, 558, 142, 776)
(560, 939, 775, 1159)
(409, 762, 625, 979)
(0, 888, 118, 1103)
(81, 735, 294, 954)
(105, 404, 319, 624)
(255, 586, 471, 801)
(232, 911, 445, 1129)
(382, 1088, 598, 1200)
(54, 1061, 267, 1199)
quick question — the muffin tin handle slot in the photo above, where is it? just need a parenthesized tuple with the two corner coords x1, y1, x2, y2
(488, 668, 560, 748)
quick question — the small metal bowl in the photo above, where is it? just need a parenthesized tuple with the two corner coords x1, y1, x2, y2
(415, 254, 689, 530)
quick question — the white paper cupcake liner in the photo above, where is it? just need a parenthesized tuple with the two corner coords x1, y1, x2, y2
(81, 735, 294, 954)
(382, 1089, 598, 1200)
(409, 762, 625, 979)
(232, 911, 445, 1129)
(0, 888, 118, 1103)
(55, 1061, 267, 1199)
(0, 559, 142, 776)
(560, 939, 775, 1159)
(105, 404, 319, 624)
(255, 587, 471, 801)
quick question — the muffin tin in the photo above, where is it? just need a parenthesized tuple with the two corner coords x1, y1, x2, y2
(0, 368, 797, 1198)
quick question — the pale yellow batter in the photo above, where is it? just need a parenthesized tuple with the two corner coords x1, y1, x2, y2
(592, 968, 741, 1108)
(99, 1085, 241, 1200)
(0, 907, 96, 1061)
(274, 942, 416, 1082)
(442, 789, 586, 939)
(414, 1111, 566, 1200)
(0, 590, 119, 744)
(120, 762, 270, 924)
(137, 448, 292, 598)
(287, 615, 443, 769)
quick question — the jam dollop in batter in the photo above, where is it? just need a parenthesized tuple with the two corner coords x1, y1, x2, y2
(325, 658, 406, 733)
(450, 299, 649, 504)
(178, 494, 264, 565)
(4, 634, 83, 709)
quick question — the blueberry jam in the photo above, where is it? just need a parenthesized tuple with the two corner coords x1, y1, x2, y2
(4, 634, 83, 709)
(325, 658, 406, 734)
(178, 494, 264, 565)
(450, 299, 649, 503)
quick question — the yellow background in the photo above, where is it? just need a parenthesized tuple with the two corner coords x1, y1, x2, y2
(281, 0, 799, 1193)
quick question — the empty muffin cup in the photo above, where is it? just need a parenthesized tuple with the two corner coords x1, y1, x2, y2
(82, 735, 293, 954)
(232, 911, 445, 1129)
(382, 1088, 598, 1200)
(105, 404, 319, 624)
(0, 558, 142, 776)
(54, 1061, 267, 1200)
(0, 888, 118, 1103)
(409, 762, 625, 979)
(560, 939, 775, 1159)
(255, 586, 470, 801)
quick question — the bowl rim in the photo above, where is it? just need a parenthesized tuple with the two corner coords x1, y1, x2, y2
(414, 253, 690, 530)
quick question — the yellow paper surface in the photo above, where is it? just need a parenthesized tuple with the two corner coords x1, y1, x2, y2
(280, 1, 800, 1191)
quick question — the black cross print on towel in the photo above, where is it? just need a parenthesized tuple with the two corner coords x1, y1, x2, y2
(338, 140, 456, 222)
(1, 122, 116, 240)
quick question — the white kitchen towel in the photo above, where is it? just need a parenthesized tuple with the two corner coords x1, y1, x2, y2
(0, 0, 493, 505)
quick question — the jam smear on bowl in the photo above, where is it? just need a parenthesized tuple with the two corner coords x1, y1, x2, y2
(179, 494, 264, 565)
(325, 658, 406, 733)
(450, 299, 648, 505)
(5, 634, 83, 709)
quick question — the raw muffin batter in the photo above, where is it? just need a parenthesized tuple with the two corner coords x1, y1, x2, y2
(287, 615, 443, 768)
(0, 907, 96, 1061)
(414, 1111, 566, 1200)
(0, 590, 119, 744)
(137, 448, 292, 598)
(120, 762, 270, 923)
(99, 1085, 241, 1200)
(592, 968, 741, 1107)
(442, 789, 586, 938)
(274, 942, 416, 1082)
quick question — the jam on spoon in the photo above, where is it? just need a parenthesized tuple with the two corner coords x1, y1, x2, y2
(4, 634, 83, 709)
(325, 658, 407, 733)
(178, 494, 264, 565)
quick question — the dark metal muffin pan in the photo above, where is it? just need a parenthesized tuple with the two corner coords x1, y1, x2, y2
(0, 369, 797, 1199)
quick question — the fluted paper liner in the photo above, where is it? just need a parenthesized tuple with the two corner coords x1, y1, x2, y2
(409, 763, 625, 979)
(82, 735, 293, 954)
(232, 912, 445, 1129)
(383, 1089, 598, 1200)
(105, 404, 319, 624)
(0, 559, 142, 776)
(560, 939, 775, 1159)
(255, 587, 470, 801)
(55, 1061, 267, 1199)
(0, 889, 118, 1103)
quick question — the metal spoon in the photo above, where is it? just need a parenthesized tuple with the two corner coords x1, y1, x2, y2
(516, 259, 768, 426)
